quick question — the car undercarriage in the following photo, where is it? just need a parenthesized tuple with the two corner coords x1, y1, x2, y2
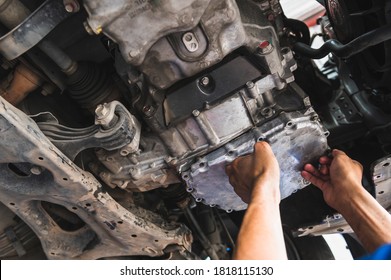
(0, 0, 390, 260)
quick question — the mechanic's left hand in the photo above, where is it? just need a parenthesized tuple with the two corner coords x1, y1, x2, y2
(225, 142, 280, 204)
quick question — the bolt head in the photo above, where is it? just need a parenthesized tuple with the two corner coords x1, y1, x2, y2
(83, 21, 94, 35)
(64, 0, 80, 13)
(142, 105, 155, 117)
(142, 105, 152, 113)
(192, 110, 200, 117)
(129, 50, 139, 58)
(200, 76, 210, 86)
(246, 81, 255, 88)
(260, 107, 273, 117)
(30, 166, 43, 175)
(95, 104, 109, 119)
(65, 3, 74, 12)
(267, 14, 275, 21)
(184, 34, 193, 42)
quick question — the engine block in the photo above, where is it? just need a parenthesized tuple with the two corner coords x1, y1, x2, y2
(84, 0, 329, 211)
(93, 54, 329, 211)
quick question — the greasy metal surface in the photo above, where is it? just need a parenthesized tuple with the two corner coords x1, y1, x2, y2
(137, 0, 289, 89)
(372, 155, 391, 210)
(38, 40, 77, 74)
(83, 0, 293, 89)
(0, 0, 72, 60)
(83, 0, 211, 66)
(183, 111, 329, 211)
(84, 0, 251, 89)
(0, 97, 192, 259)
(296, 214, 353, 237)
(94, 93, 254, 192)
(94, 49, 303, 194)
(91, 135, 181, 192)
(164, 57, 262, 123)
(138, 0, 247, 89)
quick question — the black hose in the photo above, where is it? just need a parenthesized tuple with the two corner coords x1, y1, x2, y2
(293, 24, 391, 59)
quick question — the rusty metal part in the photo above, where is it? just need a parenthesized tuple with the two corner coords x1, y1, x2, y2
(0, 63, 42, 105)
(0, 96, 192, 259)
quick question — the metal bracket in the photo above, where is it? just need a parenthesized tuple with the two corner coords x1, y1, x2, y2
(372, 155, 391, 210)
(34, 101, 141, 160)
(296, 214, 353, 237)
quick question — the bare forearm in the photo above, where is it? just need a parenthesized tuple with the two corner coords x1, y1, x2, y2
(234, 201, 287, 260)
(338, 188, 391, 252)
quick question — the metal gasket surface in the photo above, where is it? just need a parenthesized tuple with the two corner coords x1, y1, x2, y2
(183, 110, 329, 211)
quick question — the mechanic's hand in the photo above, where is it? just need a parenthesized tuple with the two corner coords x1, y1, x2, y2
(301, 149, 363, 211)
(225, 142, 280, 204)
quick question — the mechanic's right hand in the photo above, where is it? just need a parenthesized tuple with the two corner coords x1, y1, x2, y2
(301, 149, 363, 211)
(225, 142, 280, 204)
